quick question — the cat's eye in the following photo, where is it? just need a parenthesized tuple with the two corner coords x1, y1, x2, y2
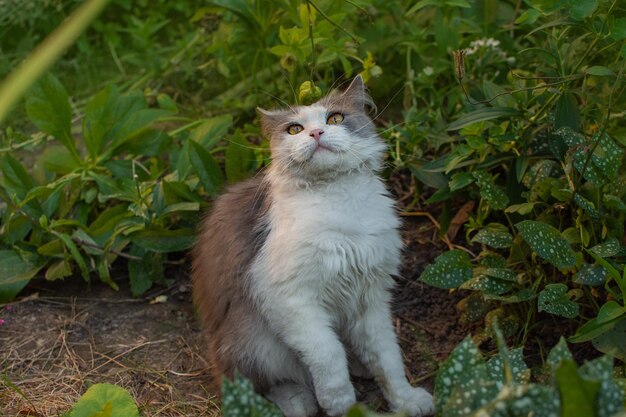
(327, 113, 344, 125)
(287, 124, 304, 135)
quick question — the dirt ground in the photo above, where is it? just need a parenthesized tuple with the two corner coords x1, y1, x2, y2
(0, 218, 468, 417)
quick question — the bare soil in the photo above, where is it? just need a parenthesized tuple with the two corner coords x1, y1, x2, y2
(0, 218, 467, 417)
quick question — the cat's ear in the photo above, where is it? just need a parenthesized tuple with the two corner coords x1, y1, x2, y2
(340, 75, 372, 110)
(256, 107, 283, 138)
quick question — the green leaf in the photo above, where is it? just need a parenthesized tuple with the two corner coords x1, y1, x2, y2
(547, 337, 573, 369)
(128, 246, 164, 297)
(191, 115, 233, 150)
(45, 259, 72, 281)
(83, 87, 147, 158)
(1, 154, 37, 202)
(516, 221, 576, 268)
(189, 140, 224, 196)
(473, 171, 509, 209)
(555, 127, 624, 186)
(556, 360, 600, 417)
(225, 131, 257, 183)
(504, 202, 535, 215)
(472, 227, 513, 249)
(568, 0, 597, 20)
(463, 274, 513, 296)
(596, 301, 626, 325)
(0, 250, 41, 303)
(573, 264, 608, 286)
(611, 17, 626, 41)
(603, 195, 626, 212)
(129, 227, 195, 253)
(570, 316, 622, 344)
(579, 357, 624, 417)
(53, 231, 90, 281)
(487, 347, 530, 384)
(25, 73, 77, 158)
(476, 384, 559, 417)
(586, 66, 614, 77)
(590, 238, 620, 258)
(574, 193, 600, 219)
(448, 171, 475, 191)
(69, 383, 139, 417)
(592, 318, 626, 362)
(555, 92, 580, 131)
(447, 107, 519, 131)
(538, 283, 580, 318)
(39, 145, 81, 174)
(109, 108, 172, 152)
(434, 336, 485, 412)
(420, 250, 472, 289)
(222, 374, 282, 417)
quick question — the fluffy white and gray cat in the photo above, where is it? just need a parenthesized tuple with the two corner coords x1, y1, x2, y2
(192, 76, 435, 417)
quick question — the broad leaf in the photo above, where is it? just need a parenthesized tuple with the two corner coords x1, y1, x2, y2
(590, 238, 620, 258)
(191, 115, 233, 149)
(516, 221, 576, 268)
(222, 374, 282, 417)
(574, 264, 608, 286)
(189, 139, 224, 196)
(473, 171, 509, 209)
(472, 227, 513, 249)
(556, 360, 600, 417)
(0, 250, 41, 303)
(225, 131, 257, 183)
(25, 73, 77, 158)
(538, 284, 580, 319)
(420, 250, 472, 289)
(435, 336, 486, 412)
(69, 383, 139, 417)
(446, 107, 518, 131)
(129, 227, 195, 252)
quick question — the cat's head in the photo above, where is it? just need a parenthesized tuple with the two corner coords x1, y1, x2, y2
(257, 76, 385, 180)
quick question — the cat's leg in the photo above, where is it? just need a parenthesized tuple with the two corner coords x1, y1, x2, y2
(266, 383, 318, 417)
(348, 288, 435, 417)
(262, 299, 357, 416)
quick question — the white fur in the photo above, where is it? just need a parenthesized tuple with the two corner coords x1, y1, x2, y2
(248, 103, 434, 417)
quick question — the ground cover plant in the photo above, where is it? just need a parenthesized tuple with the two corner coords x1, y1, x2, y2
(1, 0, 626, 416)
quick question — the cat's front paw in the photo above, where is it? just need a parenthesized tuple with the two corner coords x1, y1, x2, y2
(317, 384, 356, 416)
(390, 387, 435, 417)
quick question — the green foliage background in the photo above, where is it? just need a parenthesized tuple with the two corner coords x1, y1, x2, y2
(1, 0, 626, 397)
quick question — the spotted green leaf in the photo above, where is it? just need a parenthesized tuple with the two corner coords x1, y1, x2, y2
(556, 127, 624, 186)
(580, 357, 625, 417)
(435, 336, 488, 413)
(472, 228, 513, 249)
(222, 374, 282, 417)
(420, 250, 472, 289)
(516, 221, 576, 268)
(473, 171, 509, 210)
(487, 347, 530, 385)
(475, 385, 559, 417)
(590, 238, 620, 258)
(604, 195, 626, 212)
(458, 293, 491, 324)
(463, 274, 512, 296)
(573, 264, 608, 286)
(574, 194, 600, 219)
(538, 284, 580, 319)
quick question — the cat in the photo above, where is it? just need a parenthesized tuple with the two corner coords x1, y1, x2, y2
(192, 76, 435, 417)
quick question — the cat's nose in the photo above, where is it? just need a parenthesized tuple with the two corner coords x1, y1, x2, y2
(309, 129, 324, 142)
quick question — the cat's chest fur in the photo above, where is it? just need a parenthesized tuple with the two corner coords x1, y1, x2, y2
(253, 173, 402, 298)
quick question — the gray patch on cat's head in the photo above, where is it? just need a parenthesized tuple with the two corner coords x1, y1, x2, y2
(257, 76, 384, 180)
